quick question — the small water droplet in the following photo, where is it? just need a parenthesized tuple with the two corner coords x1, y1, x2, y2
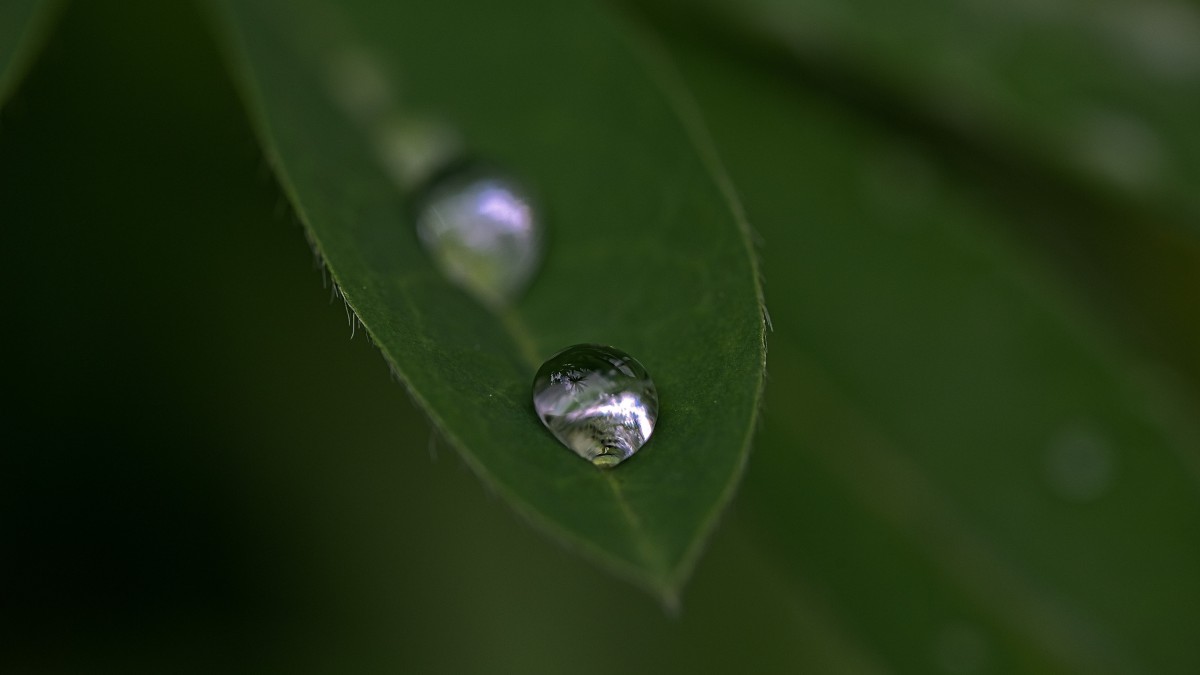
(377, 115, 462, 190)
(414, 165, 543, 307)
(327, 48, 393, 127)
(532, 344, 658, 468)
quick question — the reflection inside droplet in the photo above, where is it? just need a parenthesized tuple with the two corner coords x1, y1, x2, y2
(532, 344, 659, 468)
(414, 165, 543, 307)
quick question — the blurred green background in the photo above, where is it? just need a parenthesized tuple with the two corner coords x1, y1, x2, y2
(4, 1, 1199, 673)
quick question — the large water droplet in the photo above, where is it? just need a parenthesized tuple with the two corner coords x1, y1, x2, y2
(532, 344, 659, 468)
(414, 166, 542, 307)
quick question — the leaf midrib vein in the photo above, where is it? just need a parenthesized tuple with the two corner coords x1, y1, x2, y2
(497, 303, 673, 582)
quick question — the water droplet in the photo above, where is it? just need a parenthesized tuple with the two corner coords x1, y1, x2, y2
(377, 115, 462, 190)
(327, 48, 394, 127)
(532, 344, 658, 468)
(414, 165, 542, 307)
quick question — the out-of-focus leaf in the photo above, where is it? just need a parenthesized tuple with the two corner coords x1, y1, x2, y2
(658, 25, 1200, 674)
(0, 0, 59, 105)
(210, 0, 766, 602)
(642, 0, 1200, 226)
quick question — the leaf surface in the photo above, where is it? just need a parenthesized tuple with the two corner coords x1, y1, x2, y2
(212, 0, 767, 602)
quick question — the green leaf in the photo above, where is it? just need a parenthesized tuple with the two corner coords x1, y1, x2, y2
(0, 0, 60, 105)
(641, 0, 1200, 226)
(210, 0, 766, 603)
(661, 24, 1200, 674)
